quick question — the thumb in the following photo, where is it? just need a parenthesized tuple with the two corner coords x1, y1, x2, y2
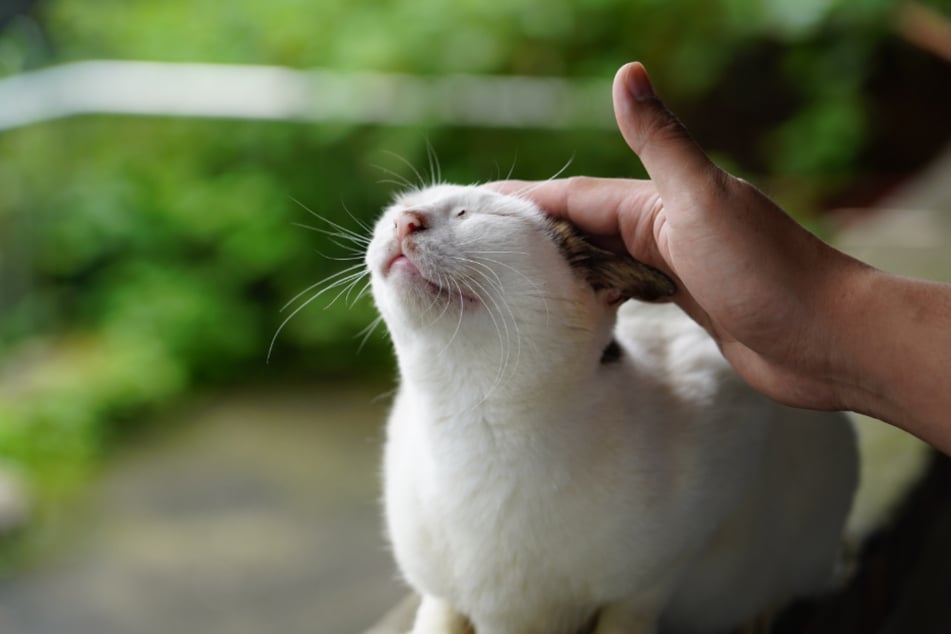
(612, 62, 721, 201)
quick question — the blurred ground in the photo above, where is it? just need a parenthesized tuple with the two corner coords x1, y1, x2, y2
(0, 383, 405, 634)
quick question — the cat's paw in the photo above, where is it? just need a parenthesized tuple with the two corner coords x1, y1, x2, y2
(409, 595, 470, 634)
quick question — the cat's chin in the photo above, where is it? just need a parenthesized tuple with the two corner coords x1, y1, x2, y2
(386, 263, 481, 313)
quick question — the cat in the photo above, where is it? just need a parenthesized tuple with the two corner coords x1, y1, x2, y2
(365, 183, 857, 634)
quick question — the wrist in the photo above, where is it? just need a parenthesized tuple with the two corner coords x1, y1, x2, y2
(823, 261, 888, 413)
(829, 263, 951, 450)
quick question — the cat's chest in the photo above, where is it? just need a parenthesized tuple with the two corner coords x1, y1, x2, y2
(390, 437, 602, 601)
(384, 400, 648, 590)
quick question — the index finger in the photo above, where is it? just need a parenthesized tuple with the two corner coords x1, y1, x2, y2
(486, 177, 659, 239)
(486, 176, 667, 263)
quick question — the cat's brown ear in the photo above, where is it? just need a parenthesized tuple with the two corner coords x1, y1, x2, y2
(546, 218, 676, 304)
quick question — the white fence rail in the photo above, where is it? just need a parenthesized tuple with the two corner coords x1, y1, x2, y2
(0, 60, 615, 131)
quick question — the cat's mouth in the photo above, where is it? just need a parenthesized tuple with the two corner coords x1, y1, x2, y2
(385, 253, 479, 304)
(386, 253, 419, 276)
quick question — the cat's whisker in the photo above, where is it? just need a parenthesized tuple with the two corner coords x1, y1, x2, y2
(350, 278, 374, 306)
(429, 272, 456, 324)
(323, 242, 368, 258)
(438, 278, 468, 357)
(290, 197, 372, 245)
(456, 273, 507, 381)
(355, 315, 384, 352)
(344, 273, 372, 306)
(306, 271, 366, 312)
(281, 262, 367, 312)
(339, 200, 374, 235)
(487, 151, 521, 186)
(459, 270, 521, 396)
(420, 272, 452, 322)
(464, 257, 526, 293)
(378, 177, 416, 190)
(382, 150, 428, 190)
(467, 250, 530, 256)
(511, 156, 576, 199)
(324, 270, 370, 310)
(425, 141, 442, 187)
(268, 285, 336, 363)
(373, 162, 417, 191)
(314, 251, 367, 262)
(504, 150, 519, 181)
(454, 253, 550, 333)
(548, 155, 575, 181)
(292, 222, 371, 247)
(449, 256, 506, 297)
(291, 222, 369, 249)
(270, 195, 377, 364)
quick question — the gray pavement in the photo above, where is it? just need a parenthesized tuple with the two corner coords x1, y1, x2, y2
(0, 384, 406, 634)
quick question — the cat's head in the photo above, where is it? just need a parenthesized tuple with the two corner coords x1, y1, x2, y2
(366, 184, 674, 364)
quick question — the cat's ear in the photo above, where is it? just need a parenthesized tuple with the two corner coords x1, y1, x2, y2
(546, 218, 676, 304)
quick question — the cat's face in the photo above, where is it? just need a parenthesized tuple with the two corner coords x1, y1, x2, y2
(366, 184, 673, 352)
(367, 185, 554, 327)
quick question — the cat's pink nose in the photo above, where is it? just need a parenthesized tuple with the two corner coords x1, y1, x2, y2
(396, 210, 427, 240)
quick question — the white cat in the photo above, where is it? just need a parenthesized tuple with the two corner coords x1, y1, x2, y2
(366, 184, 858, 634)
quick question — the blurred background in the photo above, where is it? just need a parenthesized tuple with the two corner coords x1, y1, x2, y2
(0, 0, 949, 633)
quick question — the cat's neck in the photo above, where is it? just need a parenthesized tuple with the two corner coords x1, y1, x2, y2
(392, 330, 607, 416)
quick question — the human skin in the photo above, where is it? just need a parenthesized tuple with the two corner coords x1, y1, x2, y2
(491, 62, 951, 455)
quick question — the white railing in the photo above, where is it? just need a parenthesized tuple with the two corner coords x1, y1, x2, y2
(0, 60, 615, 131)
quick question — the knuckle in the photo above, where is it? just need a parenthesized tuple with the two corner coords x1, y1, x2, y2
(706, 167, 734, 200)
(565, 175, 597, 191)
(690, 165, 741, 211)
(638, 106, 690, 153)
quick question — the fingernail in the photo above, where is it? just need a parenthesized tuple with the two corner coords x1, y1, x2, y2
(626, 63, 655, 101)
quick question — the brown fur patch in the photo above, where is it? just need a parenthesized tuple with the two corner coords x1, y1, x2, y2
(545, 218, 676, 302)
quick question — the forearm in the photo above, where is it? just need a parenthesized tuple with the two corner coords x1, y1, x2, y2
(837, 266, 951, 453)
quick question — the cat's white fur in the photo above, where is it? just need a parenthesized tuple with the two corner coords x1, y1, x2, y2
(366, 184, 858, 634)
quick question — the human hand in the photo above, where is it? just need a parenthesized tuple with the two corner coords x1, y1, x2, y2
(492, 62, 874, 414)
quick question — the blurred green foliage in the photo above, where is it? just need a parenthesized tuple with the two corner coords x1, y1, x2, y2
(0, 0, 948, 491)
